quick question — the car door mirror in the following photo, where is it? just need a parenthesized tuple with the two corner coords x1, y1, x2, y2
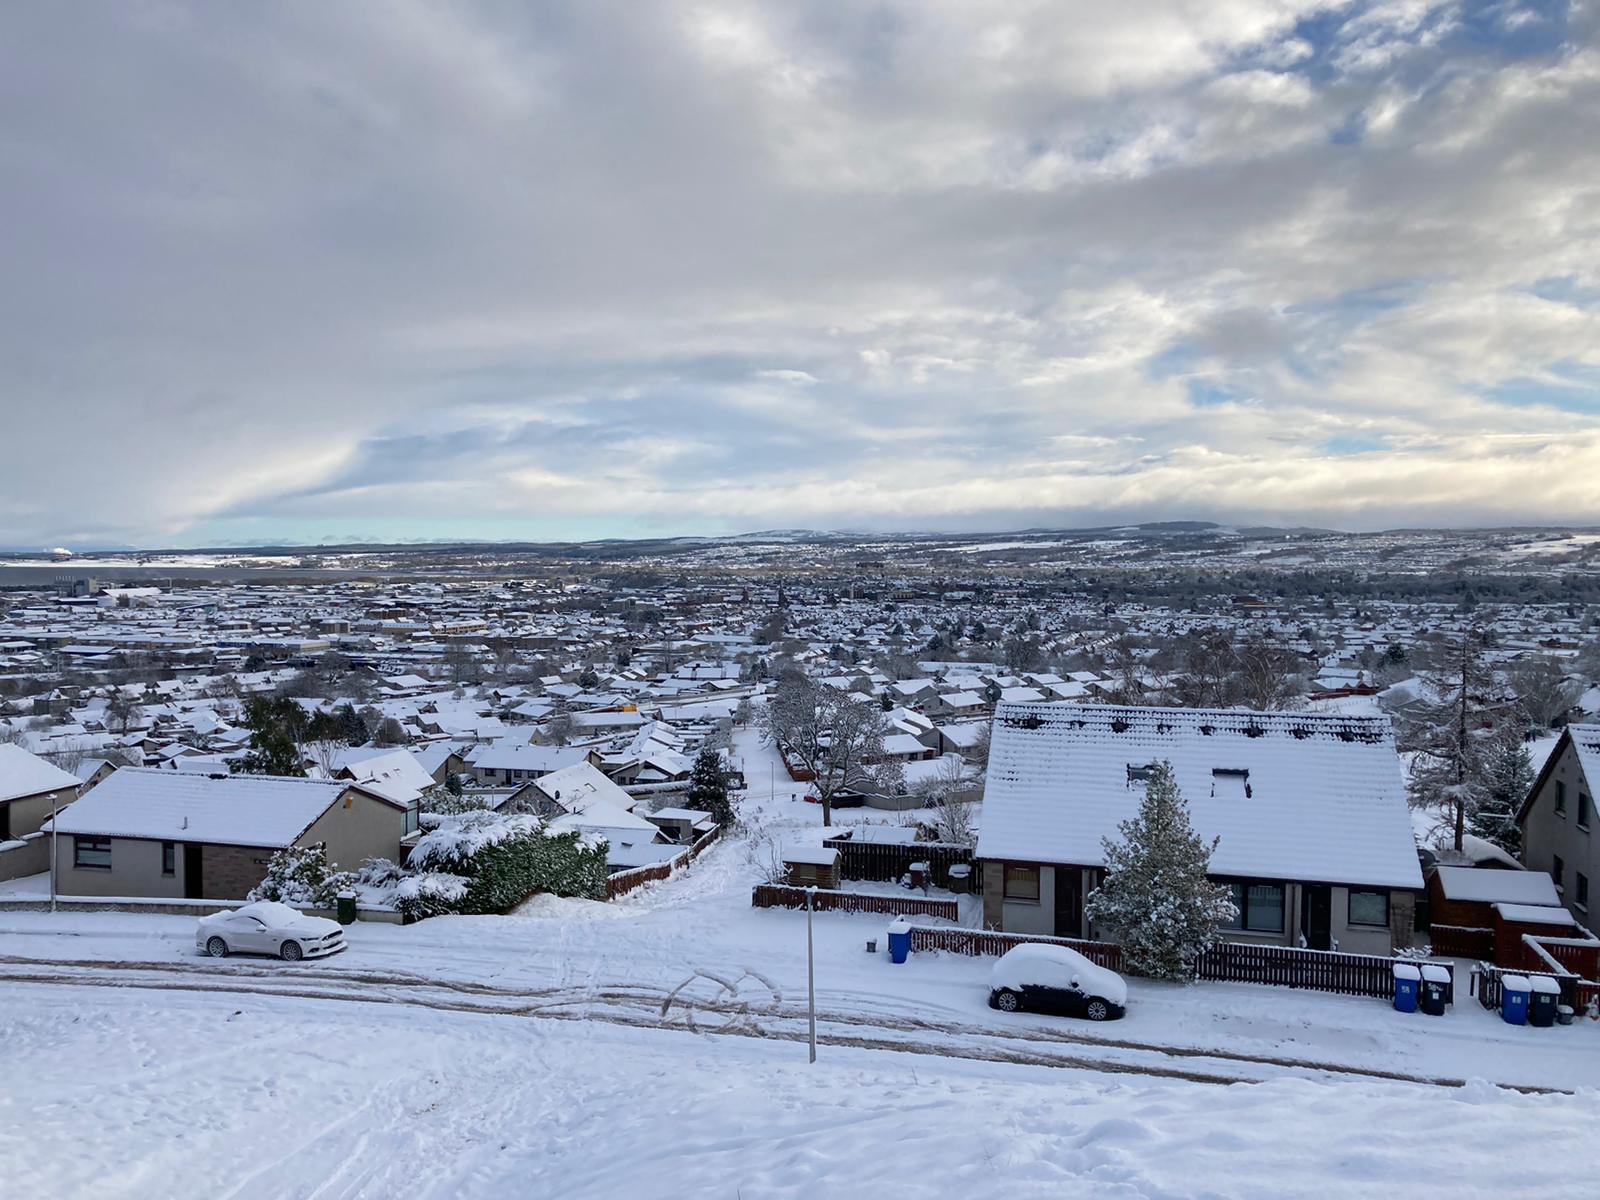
(1070, 977, 1080, 990)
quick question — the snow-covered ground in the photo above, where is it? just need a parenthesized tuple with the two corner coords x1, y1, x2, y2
(3, 982, 1597, 1200)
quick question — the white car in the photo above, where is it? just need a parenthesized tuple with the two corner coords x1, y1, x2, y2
(196, 900, 347, 962)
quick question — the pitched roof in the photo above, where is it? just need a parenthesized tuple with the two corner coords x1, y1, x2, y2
(978, 703, 1423, 889)
(0, 744, 81, 804)
(49, 767, 359, 848)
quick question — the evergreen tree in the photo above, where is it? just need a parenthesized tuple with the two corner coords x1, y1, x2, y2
(229, 695, 309, 776)
(685, 747, 734, 827)
(1084, 762, 1236, 981)
(1473, 727, 1532, 856)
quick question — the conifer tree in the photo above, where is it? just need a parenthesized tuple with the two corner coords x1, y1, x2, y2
(685, 747, 734, 828)
(1084, 761, 1236, 981)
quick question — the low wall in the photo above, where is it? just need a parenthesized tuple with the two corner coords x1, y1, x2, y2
(753, 884, 959, 921)
(0, 895, 404, 924)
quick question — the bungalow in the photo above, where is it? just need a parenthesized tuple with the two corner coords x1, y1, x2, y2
(500, 760, 664, 869)
(1518, 723, 1600, 936)
(48, 768, 418, 901)
(464, 742, 600, 786)
(977, 703, 1424, 955)
(0, 744, 82, 882)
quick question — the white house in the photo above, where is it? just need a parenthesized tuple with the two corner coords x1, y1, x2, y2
(977, 703, 1424, 955)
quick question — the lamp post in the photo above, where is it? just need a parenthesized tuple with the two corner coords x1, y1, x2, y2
(805, 885, 817, 1063)
(48, 791, 58, 914)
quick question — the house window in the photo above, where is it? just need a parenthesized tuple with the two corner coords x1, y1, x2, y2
(1580, 793, 1593, 830)
(162, 842, 176, 876)
(73, 836, 111, 870)
(1348, 890, 1390, 928)
(404, 802, 420, 836)
(0, 803, 9, 843)
(1221, 881, 1285, 933)
(1552, 855, 1564, 892)
(1555, 781, 1567, 814)
(1003, 864, 1040, 904)
(1578, 873, 1590, 912)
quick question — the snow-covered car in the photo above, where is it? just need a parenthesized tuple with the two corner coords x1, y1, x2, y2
(988, 944, 1127, 1021)
(196, 900, 347, 962)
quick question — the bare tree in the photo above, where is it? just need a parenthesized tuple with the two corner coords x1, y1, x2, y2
(1509, 655, 1581, 730)
(1400, 628, 1495, 852)
(1232, 633, 1301, 711)
(912, 756, 978, 847)
(764, 676, 893, 824)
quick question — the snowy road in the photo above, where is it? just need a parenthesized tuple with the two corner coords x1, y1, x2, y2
(3, 982, 1598, 1200)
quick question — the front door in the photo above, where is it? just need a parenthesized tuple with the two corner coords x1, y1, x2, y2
(183, 844, 203, 899)
(1303, 885, 1332, 950)
(1054, 868, 1083, 938)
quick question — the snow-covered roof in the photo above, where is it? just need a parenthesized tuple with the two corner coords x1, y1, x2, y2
(49, 768, 361, 848)
(782, 844, 840, 866)
(1492, 902, 1578, 926)
(1433, 866, 1560, 906)
(978, 703, 1423, 890)
(0, 744, 82, 804)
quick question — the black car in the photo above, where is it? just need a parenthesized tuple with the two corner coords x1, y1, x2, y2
(987, 944, 1128, 1022)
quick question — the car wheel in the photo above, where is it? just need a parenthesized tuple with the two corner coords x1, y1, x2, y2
(994, 989, 1021, 1013)
(1085, 998, 1110, 1021)
(205, 937, 229, 958)
(279, 941, 303, 962)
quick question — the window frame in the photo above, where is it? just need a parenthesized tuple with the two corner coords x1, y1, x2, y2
(1552, 854, 1565, 893)
(1219, 879, 1286, 934)
(161, 841, 176, 876)
(1347, 889, 1390, 929)
(1579, 792, 1592, 831)
(1577, 872, 1590, 913)
(1555, 780, 1567, 815)
(1003, 863, 1041, 905)
(73, 836, 112, 870)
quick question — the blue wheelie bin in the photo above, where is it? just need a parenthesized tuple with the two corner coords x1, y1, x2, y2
(886, 917, 911, 965)
(1392, 962, 1420, 1013)
(1501, 975, 1531, 1026)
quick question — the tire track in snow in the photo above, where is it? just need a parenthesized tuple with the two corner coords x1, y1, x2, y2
(0, 961, 1568, 1095)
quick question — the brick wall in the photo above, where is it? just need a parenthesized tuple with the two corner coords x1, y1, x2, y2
(201, 844, 275, 900)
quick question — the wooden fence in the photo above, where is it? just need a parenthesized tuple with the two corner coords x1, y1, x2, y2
(1475, 961, 1600, 1013)
(752, 885, 959, 921)
(906, 925, 1124, 971)
(822, 836, 974, 889)
(1193, 941, 1453, 999)
(607, 824, 722, 900)
(1428, 923, 1493, 960)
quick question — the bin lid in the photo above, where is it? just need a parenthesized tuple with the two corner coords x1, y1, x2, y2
(887, 917, 911, 932)
(1392, 963, 1421, 980)
(1558, 1004, 1575, 1014)
(948, 864, 971, 877)
(1501, 974, 1531, 990)
(1529, 975, 1562, 993)
(1420, 965, 1450, 982)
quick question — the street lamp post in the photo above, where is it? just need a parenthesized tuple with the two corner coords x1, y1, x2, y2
(49, 791, 58, 914)
(805, 885, 817, 1063)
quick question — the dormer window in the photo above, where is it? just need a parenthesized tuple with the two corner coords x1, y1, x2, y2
(1212, 768, 1251, 799)
(1126, 763, 1158, 785)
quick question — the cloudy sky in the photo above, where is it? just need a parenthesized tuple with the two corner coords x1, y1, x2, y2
(3, 2, 1598, 548)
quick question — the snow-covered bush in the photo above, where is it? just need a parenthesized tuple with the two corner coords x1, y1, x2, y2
(247, 844, 355, 909)
(396, 811, 609, 921)
(1083, 761, 1236, 982)
(419, 783, 494, 817)
(392, 872, 472, 922)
